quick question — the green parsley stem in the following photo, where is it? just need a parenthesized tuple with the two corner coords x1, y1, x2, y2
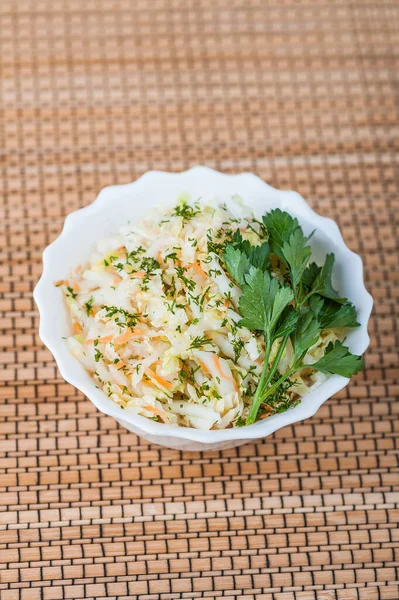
(246, 333, 272, 425)
(258, 359, 316, 406)
(246, 333, 290, 425)
(258, 366, 298, 405)
(263, 333, 290, 388)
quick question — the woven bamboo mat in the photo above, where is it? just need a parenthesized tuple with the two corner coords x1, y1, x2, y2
(1, 1, 398, 599)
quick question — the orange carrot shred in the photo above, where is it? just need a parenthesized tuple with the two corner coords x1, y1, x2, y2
(213, 355, 238, 392)
(197, 358, 210, 374)
(73, 322, 82, 334)
(187, 262, 207, 277)
(85, 335, 113, 345)
(115, 328, 146, 344)
(144, 368, 173, 391)
(143, 405, 171, 424)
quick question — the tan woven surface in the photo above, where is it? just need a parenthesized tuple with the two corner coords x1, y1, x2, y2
(0, 1, 398, 599)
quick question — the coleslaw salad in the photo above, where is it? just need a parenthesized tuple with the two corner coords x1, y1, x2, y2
(56, 194, 348, 430)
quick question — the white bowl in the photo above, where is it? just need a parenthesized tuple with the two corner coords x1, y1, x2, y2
(34, 167, 373, 451)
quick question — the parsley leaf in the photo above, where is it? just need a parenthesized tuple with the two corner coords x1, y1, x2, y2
(303, 261, 320, 289)
(290, 308, 321, 359)
(224, 233, 270, 286)
(273, 306, 299, 340)
(238, 267, 294, 335)
(262, 208, 300, 259)
(309, 340, 364, 377)
(230, 229, 251, 254)
(248, 242, 270, 271)
(281, 228, 312, 291)
(224, 245, 251, 286)
(308, 253, 346, 303)
(309, 295, 360, 329)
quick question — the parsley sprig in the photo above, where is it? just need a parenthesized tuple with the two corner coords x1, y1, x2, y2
(223, 209, 364, 425)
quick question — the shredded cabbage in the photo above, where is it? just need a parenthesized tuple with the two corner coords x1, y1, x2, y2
(59, 196, 338, 429)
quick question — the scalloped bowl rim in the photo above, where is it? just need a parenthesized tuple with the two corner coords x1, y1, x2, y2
(34, 166, 373, 445)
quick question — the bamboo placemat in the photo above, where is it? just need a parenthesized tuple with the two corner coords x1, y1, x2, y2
(0, 1, 398, 599)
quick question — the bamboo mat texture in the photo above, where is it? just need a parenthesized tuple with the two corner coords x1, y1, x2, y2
(0, 1, 398, 599)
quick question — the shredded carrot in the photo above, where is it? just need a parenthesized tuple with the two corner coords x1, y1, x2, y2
(115, 330, 135, 344)
(144, 368, 173, 391)
(187, 262, 207, 277)
(132, 272, 146, 279)
(213, 354, 225, 379)
(98, 335, 114, 344)
(72, 281, 80, 293)
(54, 279, 67, 287)
(213, 355, 238, 392)
(75, 265, 82, 274)
(85, 335, 113, 345)
(143, 405, 171, 424)
(115, 327, 146, 344)
(73, 322, 82, 334)
(197, 358, 210, 374)
(113, 277, 121, 285)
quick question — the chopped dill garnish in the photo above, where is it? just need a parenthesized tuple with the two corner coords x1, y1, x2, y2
(232, 337, 245, 363)
(66, 286, 77, 299)
(188, 335, 214, 351)
(206, 230, 226, 255)
(85, 296, 94, 316)
(102, 305, 139, 329)
(126, 246, 146, 264)
(172, 200, 201, 224)
(176, 266, 196, 291)
(164, 251, 179, 262)
(200, 286, 211, 310)
(140, 257, 160, 273)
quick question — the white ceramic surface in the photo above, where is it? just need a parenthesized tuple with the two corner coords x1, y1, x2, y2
(34, 167, 373, 451)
